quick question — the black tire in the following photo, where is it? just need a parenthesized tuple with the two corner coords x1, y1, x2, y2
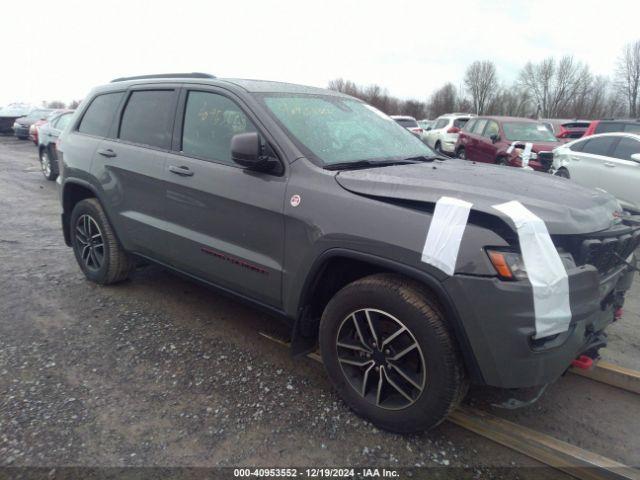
(555, 167, 570, 179)
(495, 156, 508, 166)
(434, 141, 442, 154)
(457, 148, 466, 159)
(39, 147, 58, 181)
(319, 273, 467, 433)
(70, 198, 133, 285)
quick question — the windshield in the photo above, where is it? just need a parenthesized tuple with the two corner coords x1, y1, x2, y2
(25, 109, 51, 120)
(261, 94, 435, 165)
(503, 121, 558, 142)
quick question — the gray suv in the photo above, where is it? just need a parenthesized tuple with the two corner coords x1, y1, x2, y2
(57, 73, 639, 433)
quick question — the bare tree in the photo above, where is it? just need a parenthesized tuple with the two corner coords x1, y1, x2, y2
(427, 83, 458, 118)
(68, 99, 82, 109)
(464, 60, 498, 114)
(615, 39, 640, 117)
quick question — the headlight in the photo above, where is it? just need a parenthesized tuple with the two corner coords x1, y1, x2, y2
(486, 249, 575, 280)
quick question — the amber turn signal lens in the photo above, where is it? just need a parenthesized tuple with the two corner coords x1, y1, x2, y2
(487, 251, 514, 279)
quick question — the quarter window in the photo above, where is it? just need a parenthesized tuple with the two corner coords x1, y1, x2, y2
(78, 92, 124, 137)
(181, 91, 257, 165)
(463, 119, 476, 132)
(471, 119, 487, 135)
(119, 90, 175, 149)
(611, 137, 640, 161)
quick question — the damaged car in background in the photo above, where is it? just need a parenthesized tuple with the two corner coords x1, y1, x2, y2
(56, 73, 639, 433)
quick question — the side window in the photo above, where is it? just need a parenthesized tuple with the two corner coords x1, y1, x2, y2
(624, 123, 640, 133)
(78, 92, 124, 137)
(453, 117, 469, 129)
(435, 119, 449, 129)
(483, 120, 499, 138)
(55, 113, 72, 131)
(471, 119, 487, 135)
(181, 91, 257, 165)
(119, 90, 175, 149)
(611, 137, 640, 161)
(595, 122, 622, 134)
(581, 137, 617, 156)
(463, 119, 476, 132)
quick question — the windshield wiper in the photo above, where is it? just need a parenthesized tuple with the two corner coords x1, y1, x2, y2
(402, 155, 449, 162)
(324, 159, 420, 171)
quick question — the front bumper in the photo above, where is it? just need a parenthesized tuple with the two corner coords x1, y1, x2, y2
(445, 261, 635, 388)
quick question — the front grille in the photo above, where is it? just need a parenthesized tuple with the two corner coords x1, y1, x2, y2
(571, 227, 640, 274)
(536, 151, 553, 172)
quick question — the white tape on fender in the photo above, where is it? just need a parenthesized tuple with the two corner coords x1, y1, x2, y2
(521, 142, 533, 169)
(421, 197, 472, 276)
(493, 200, 571, 339)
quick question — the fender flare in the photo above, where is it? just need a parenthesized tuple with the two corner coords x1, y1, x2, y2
(292, 248, 484, 383)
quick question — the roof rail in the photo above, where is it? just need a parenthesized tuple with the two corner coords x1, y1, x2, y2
(110, 72, 216, 83)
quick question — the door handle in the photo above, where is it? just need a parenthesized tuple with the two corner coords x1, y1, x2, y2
(169, 165, 194, 176)
(97, 148, 117, 158)
(604, 162, 615, 168)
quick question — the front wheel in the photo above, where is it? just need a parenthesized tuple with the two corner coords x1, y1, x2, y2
(319, 274, 467, 433)
(456, 148, 466, 159)
(555, 168, 570, 179)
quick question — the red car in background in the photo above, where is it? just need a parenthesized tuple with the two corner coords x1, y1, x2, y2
(583, 118, 640, 137)
(541, 119, 591, 141)
(455, 116, 561, 172)
(29, 110, 66, 145)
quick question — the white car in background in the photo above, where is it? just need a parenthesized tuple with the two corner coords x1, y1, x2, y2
(424, 113, 475, 155)
(552, 132, 640, 214)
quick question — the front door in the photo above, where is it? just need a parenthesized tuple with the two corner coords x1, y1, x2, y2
(163, 88, 287, 307)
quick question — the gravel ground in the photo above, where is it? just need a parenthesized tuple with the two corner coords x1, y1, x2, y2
(0, 136, 638, 478)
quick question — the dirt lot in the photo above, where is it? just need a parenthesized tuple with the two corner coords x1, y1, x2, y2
(0, 136, 638, 478)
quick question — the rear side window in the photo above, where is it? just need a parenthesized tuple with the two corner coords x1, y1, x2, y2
(463, 119, 476, 132)
(78, 92, 124, 137)
(453, 118, 469, 128)
(181, 91, 257, 165)
(471, 119, 487, 135)
(434, 118, 449, 129)
(483, 120, 499, 138)
(611, 137, 640, 161)
(119, 90, 175, 149)
(595, 122, 623, 134)
(582, 137, 617, 156)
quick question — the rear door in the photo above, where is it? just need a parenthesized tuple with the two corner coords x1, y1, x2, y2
(91, 86, 179, 261)
(466, 118, 487, 161)
(568, 136, 618, 188)
(476, 119, 499, 163)
(597, 136, 640, 211)
(163, 87, 287, 307)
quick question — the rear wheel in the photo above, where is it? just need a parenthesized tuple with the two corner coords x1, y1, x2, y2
(555, 167, 570, 179)
(40, 148, 58, 181)
(495, 156, 508, 166)
(435, 141, 442, 154)
(457, 148, 466, 159)
(319, 273, 467, 433)
(70, 198, 133, 285)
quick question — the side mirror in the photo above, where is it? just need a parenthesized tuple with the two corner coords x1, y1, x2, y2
(231, 132, 277, 172)
(490, 134, 500, 143)
(631, 153, 640, 163)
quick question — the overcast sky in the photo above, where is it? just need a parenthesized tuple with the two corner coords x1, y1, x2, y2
(2, 0, 638, 108)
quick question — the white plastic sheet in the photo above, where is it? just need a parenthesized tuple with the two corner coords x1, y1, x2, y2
(506, 141, 534, 169)
(493, 200, 571, 339)
(421, 196, 472, 276)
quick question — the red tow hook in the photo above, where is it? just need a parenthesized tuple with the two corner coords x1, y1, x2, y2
(614, 307, 624, 321)
(571, 355, 594, 370)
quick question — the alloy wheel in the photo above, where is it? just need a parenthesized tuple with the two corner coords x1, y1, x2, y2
(40, 150, 51, 177)
(75, 214, 104, 271)
(336, 308, 427, 410)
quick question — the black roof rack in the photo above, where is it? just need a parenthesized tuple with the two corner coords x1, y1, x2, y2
(110, 72, 216, 83)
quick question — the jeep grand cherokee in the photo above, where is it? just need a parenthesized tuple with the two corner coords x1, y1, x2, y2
(56, 73, 638, 433)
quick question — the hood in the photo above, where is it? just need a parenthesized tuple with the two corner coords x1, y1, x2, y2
(335, 159, 620, 235)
